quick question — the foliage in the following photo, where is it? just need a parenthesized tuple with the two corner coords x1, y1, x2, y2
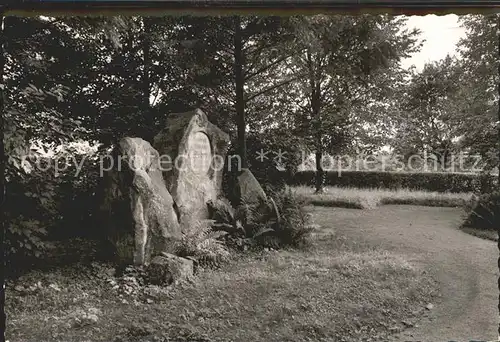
(283, 15, 421, 191)
(391, 56, 463, 166)
(223, 130, 305, 197)
(210, 190, 315, 249)
(50, 144, 104, 240)
(287, 170, 496, 193)
(174, 220, 231, 268)
(2, 15, 303, 259)
(247, 130, 305, 190)
(262, 188, 315, 248)
(462, 191, 500, 232)
(3, 16, 99, 260)
(5, 14, 493, 263)
(5, 216, 53, 264)
(5, 171, 56, 262)
(455, 14, 499, 170)
(4, 143, 104, 261)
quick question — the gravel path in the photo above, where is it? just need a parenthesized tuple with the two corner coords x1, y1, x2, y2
(312, 205, 499, 342)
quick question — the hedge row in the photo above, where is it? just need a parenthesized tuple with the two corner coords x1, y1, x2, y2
(283, 170, 497, 193)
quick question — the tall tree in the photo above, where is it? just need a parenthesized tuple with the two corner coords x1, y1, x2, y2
(0, 11, 6, 342)
(48, 16, 190, 145)
(456, 14, 499, 171)
(392, 56, 463, 169)
(174, 16, 297, 169)
(289, 15, 420, 193)
(233, 16, 246, 167)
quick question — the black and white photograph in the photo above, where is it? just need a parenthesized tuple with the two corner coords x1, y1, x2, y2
(1, 2, 499, 341)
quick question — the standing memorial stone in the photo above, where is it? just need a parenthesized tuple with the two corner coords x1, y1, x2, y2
(154, 109, 231, 231)
(100, 137, 181, 265)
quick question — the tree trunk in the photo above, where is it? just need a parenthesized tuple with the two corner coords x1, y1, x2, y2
(307, 51, 324, 193)
(315, 147, 325, 194)
(234, 16, 247, 169)
(435, 141, 452, 171)
(0, 13, 6, 342)
(497, 14, 500, 341)
(142, 17, 152, 139)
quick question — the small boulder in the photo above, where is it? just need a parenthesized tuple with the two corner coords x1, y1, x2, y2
(146, 253, 194, 286)
(236, 168, 267, 205)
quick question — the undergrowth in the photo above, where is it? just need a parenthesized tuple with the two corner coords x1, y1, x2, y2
(208, 188, 315, 251)
(174, 220, 231, 268)
(460, 191, 500, 241)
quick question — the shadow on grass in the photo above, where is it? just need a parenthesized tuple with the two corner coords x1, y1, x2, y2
(459, 226, 498, 242)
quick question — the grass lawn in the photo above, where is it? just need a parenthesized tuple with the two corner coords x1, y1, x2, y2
(6, 207, 438, 342)
(293, 186, 472, 210)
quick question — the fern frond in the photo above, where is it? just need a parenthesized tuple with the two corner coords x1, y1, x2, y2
(174, 218, 230, 268)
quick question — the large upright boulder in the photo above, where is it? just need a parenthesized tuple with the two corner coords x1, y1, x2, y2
(100, 137, 181, 265)
(237, 168, 268, 205)
(223, 168, 269, 207)
(153, 109, 230, 231)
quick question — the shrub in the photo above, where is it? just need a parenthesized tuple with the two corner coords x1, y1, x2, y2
(264, 188, 315, 248)
(462, 191, 500, 231)
(51, 152, 102, 240)
(210, 189, 315, 250)
(5, 154, 59, 263)
(5, 217, 53, 264)
(286, 170, 496, 193)
(5, 144, 105, 265)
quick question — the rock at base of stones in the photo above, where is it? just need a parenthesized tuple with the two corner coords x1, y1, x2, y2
(146, 253, 194, 286)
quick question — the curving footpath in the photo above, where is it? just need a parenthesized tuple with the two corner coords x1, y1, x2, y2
(314, 205, 499, 342)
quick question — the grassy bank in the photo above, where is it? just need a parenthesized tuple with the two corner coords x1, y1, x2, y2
(7, 208, 437, 342)
(294, 186, 472, 210)
(459, 226, 498, 242)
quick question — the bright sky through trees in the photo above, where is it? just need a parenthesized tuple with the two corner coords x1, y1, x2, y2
(402, 14, 466, 71)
